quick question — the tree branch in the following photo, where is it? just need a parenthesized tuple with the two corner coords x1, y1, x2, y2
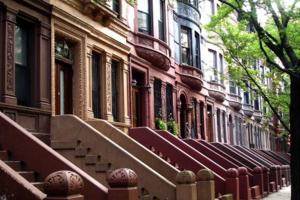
(231, 55, 291, 133)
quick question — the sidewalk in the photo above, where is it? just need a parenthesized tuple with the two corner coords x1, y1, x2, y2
(263, 186, 291, 200)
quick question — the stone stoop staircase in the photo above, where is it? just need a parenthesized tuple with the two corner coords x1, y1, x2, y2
(0, 148, 45, 193)
(52, 141, 154, 199)
(51, 115, 176, 200)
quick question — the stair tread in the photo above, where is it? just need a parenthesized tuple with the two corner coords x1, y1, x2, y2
(5, 160, 22, 171)
(0, 150, 9, 160)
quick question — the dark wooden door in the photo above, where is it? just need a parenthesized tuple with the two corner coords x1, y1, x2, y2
(206, 105, 213, 142)
(132, 87, 142, 127)
(55, 62, 73, 115)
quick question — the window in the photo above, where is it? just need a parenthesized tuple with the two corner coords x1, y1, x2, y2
(112, 0, 120, 14)
(15, 18, 34, 107)
(217, 109, 221, 142)
(254, 97, 260, 110)
(208, 49, 217, 81)
(222, 111, 227, 143)
(244, 91, 250, 105)
(154, 79, 162, 118)
(229, 81, 236, 94)
(92, 52, 102, 118)
(192, 99, 198, 139)
(174, 14, 180, 63)
(219, 54, 224, 84)
(209, 0, 215, 16)
(180, 27, 191, 65)
(195, 32, 201, 69)
(166, 84, 173, 119)
(158, 0, 165, 41)
(111, 60, 120, 121)
(199, 102, 205, 139)
(138, 0, 151, 34)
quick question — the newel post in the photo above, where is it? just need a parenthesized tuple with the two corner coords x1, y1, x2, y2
(44, 170, 84, 200)
(176, 170, 197, 200)
(238, 167, 250, 200)
(270, 165, 278, 192)
(196, 169, 215, 200)
(107, 168, 138, 200)
(226, 168, 239, 200)
(253, 166, 264, 197)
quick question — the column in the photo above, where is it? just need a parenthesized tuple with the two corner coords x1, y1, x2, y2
(37, 22, 51, 110)
(149, 76, 155, 128)
(122, 61, 130, 125)
(104, 53, 113, 121)
(86, 47, 94, 119)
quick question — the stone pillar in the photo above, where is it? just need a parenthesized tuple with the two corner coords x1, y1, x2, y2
(262, 167, 270, 195)
(122, 61, 131, 125)
(104, 53, 114, 121)
(2, 8, 17, 104)
(225, 168, 239, 200)
(86, 47, 94, 119)
(176, 170, 197, 200)
(277, 165, 282, 189)
(196, 169, 215, 200)
(37, 22, 51, 110)
(253, 166, 264, 196)
(44, 171, 84, 200)
(270, 165, 278, 192)
(149, 76, 155, 128)
(238, 167, 250, 200)
(107, 168, 138, 200)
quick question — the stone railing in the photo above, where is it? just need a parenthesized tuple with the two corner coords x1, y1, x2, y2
(227, 93, 242, 111)
(242, 104, 254, 117)
(253, 110, 263, 122)
(129, 32, 171, 71)
(179, 64, 203, 91)
(208, 81, 226, 102)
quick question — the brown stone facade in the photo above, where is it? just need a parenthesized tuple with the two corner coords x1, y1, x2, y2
(0, 0, 52, 134)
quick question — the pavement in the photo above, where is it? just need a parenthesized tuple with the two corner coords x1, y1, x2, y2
(263, 186, 291, 200)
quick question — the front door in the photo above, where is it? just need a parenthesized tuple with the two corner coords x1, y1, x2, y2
(55, 62, 73, 115)
(206, 105, 213, 142)
(132, 87, 142, 127)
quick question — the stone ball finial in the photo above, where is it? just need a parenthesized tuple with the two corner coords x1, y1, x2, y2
(227, 168, 238, 178)
(44, 170, 84, 196)
(196, 169, 214, 181)
(176, 170, 196, 184)
(238, 167, 248, 176)
(253, 166, 262, 174)
(107, 168, 138, 188)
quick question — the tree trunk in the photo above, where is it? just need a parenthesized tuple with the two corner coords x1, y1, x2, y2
(290, 76, 300, 200)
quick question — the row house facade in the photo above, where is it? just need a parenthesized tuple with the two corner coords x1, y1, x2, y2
(0, 0, 286, 151)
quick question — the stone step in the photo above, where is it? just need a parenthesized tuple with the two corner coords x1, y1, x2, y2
(32, 182, 44, 192)
(95, 163, 111, 172)
(31, 132, 50, 145)
(18, 171, 36, 182)
(85, 155, 98, 165)
(0, 150, 8, 160)
(75, 147, 88, 157)
(51, 140, 77, 150)
(5, 161, 22, 171)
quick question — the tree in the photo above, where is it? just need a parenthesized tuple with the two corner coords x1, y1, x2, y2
(206, 0, 300, 199)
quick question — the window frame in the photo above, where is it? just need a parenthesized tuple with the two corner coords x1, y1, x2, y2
(14, 16, 35, 107)
(154, 79, 162, 118)
(137, 0, 152, 35)
(111, 59, 120, 122)
(194, 32, 201, 69)
(158, 0, 166, 41)
(180, 26, 192, 65)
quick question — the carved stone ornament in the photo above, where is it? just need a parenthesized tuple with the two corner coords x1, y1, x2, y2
(44, 170, 84, 196)
(107, 168, 138, 188)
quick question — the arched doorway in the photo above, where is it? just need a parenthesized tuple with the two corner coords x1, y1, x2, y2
(180, 94, 188, 138)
